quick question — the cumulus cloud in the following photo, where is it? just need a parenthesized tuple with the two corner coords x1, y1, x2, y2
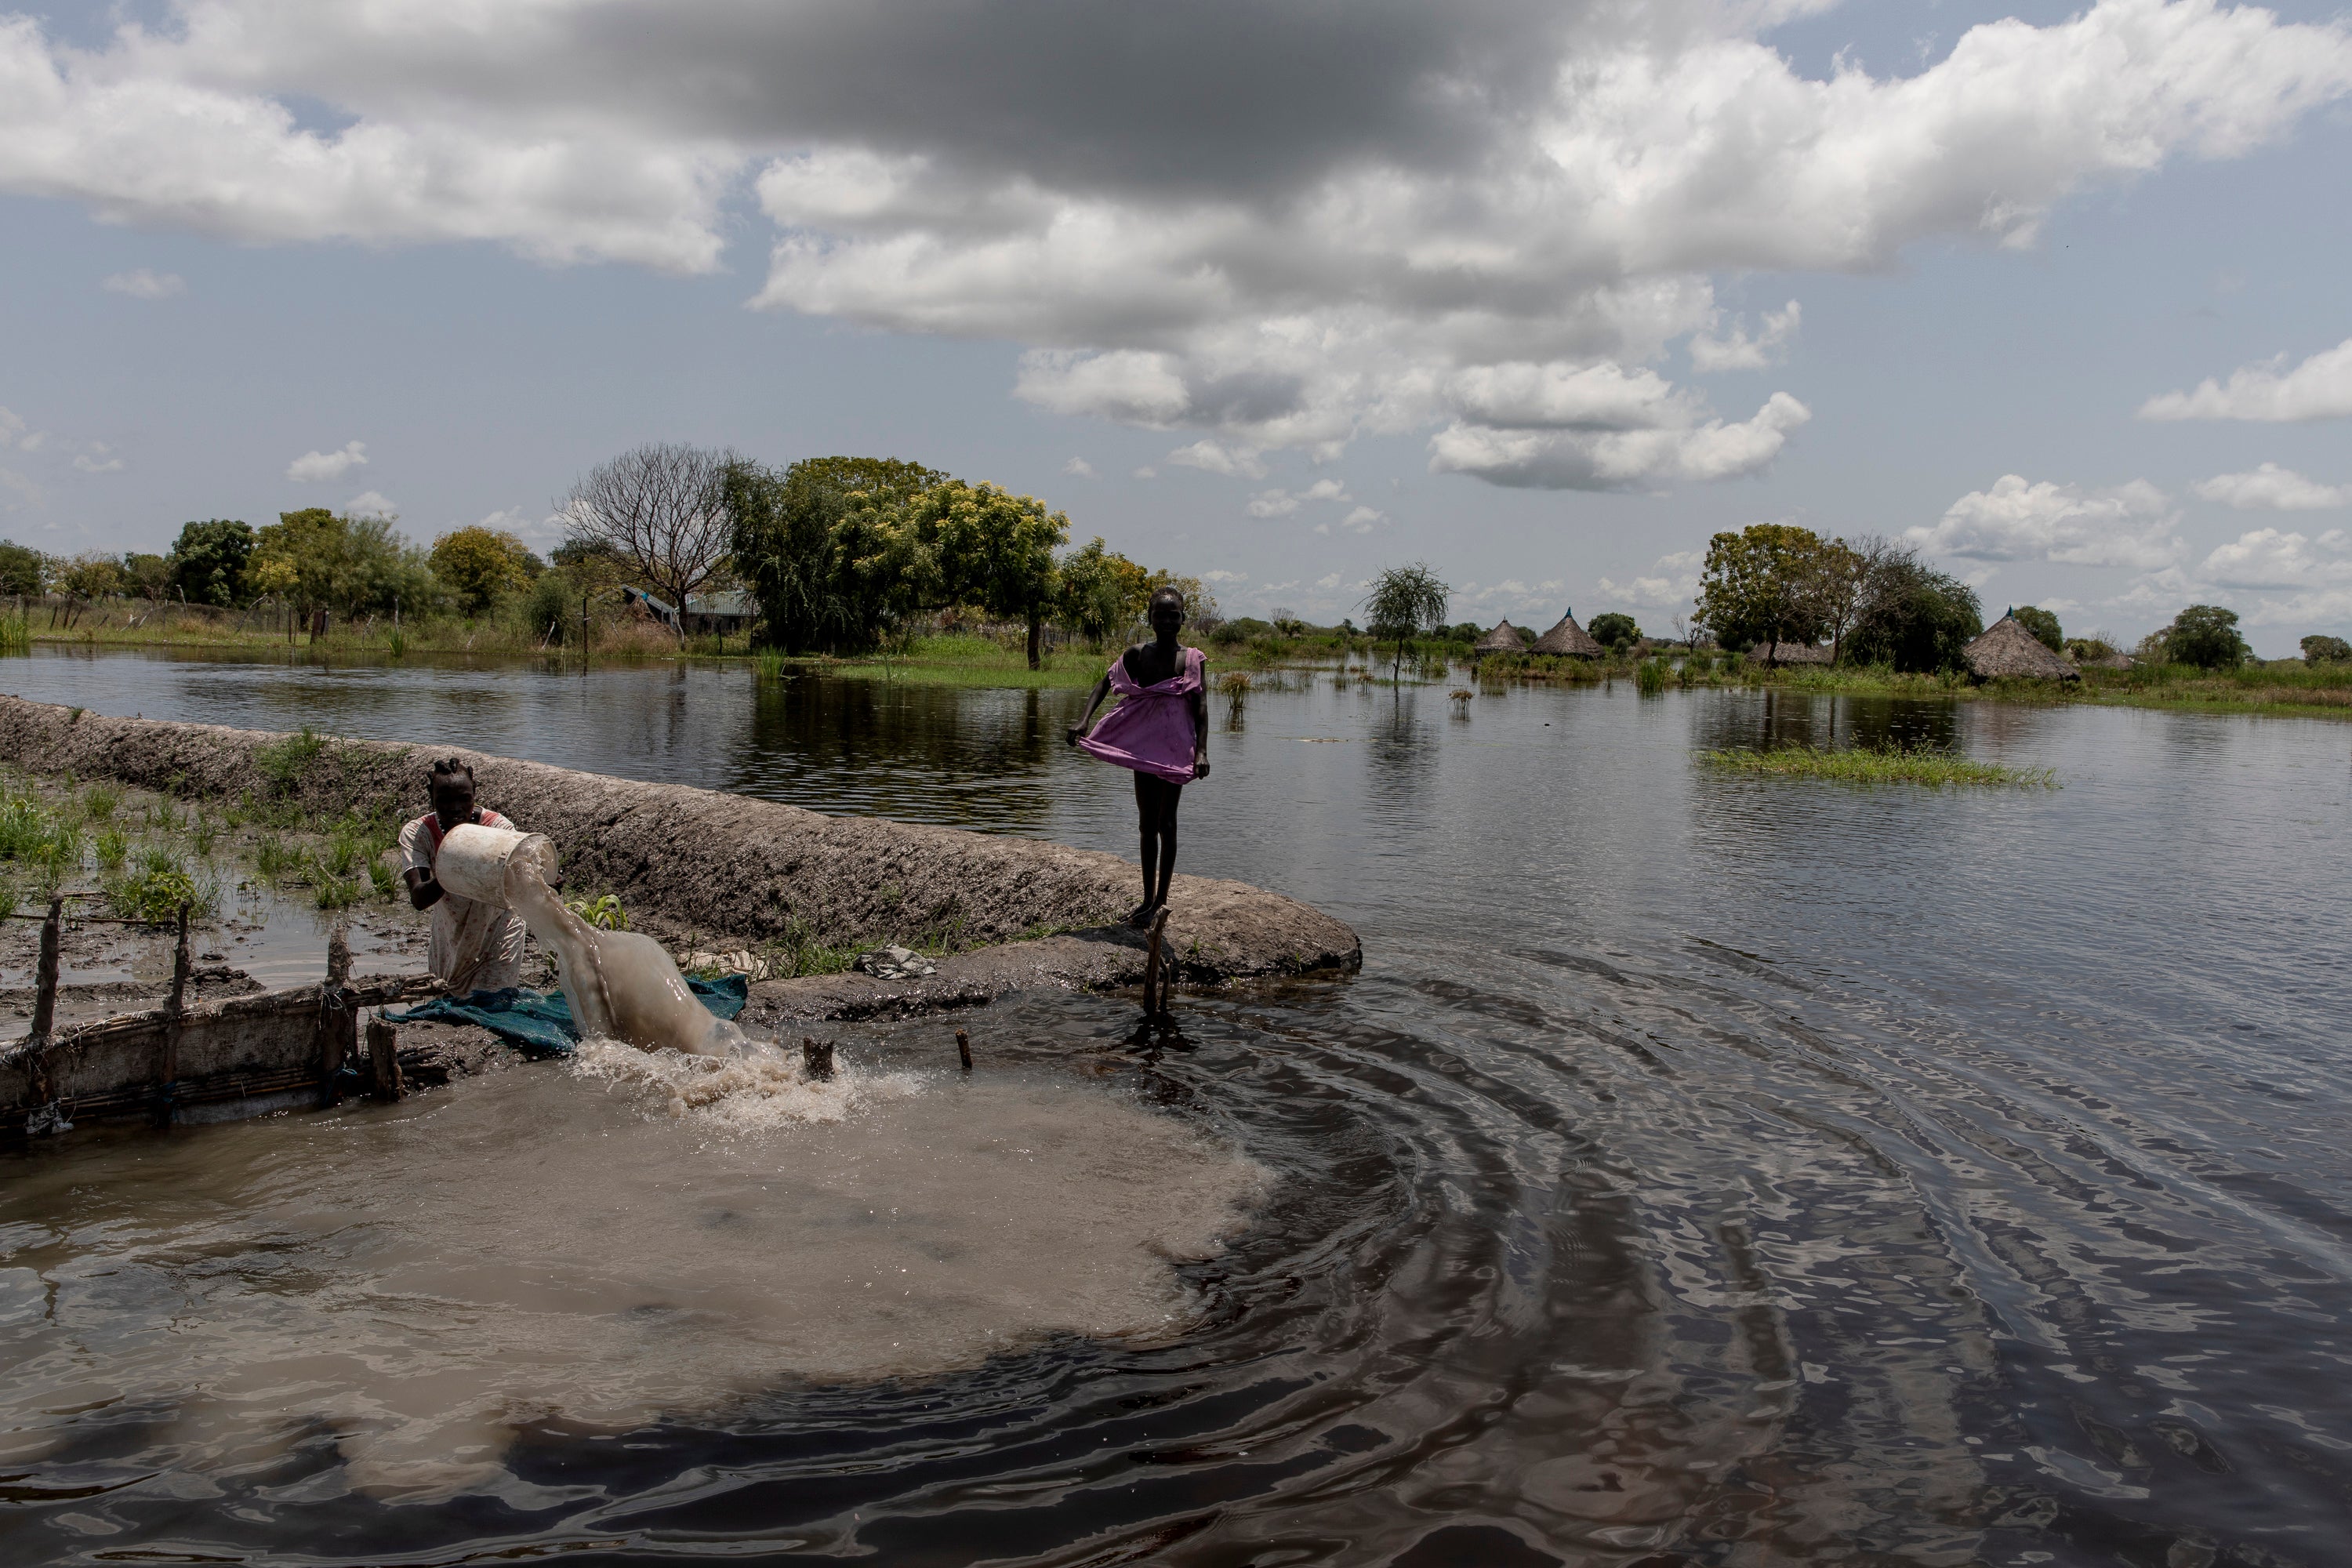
(286, 440, 368, 482)
(1061, 456, 1094, 477)
(4, 1, 2350, 483)
(2140, 337, 2352, 422)
(2194, 462, 2352, 510)
(1911, 474, 2183, 568)
(345, 490, 397, 518)
(1246, 477, 1349, 517)
(71, 445, 124, 474)
(101, 268, 184, 299)
(1599, 550, 1704, 608)
(1166, 440, 1265, 480)
(1430, 391, 1810, 490)
(2198, 526, 2352, 588)
(0, 407, 30, 449)
(1690, 302, 1801, 373)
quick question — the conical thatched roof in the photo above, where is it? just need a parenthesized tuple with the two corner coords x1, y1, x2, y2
(1473, 619, 1528, 654)
(1530, 611, 1602, 658)
(1965, 613, 2081, 681)
(1748, 640, 1832, 666)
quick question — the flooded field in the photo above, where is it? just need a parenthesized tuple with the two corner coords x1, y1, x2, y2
(2, 646, 2350, 1566)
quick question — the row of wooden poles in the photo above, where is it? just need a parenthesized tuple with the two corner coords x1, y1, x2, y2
(16, 895, 403, 1131)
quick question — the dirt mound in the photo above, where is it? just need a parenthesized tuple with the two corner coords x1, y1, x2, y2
(0, 698, 1359, 983)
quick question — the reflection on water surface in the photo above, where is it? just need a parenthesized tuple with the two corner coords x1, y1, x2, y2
(2, 646, 2350, 1566)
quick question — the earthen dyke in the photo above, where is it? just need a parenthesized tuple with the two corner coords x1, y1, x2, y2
(0, 698, 1362, 994)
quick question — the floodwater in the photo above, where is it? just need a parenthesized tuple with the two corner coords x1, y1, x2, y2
(3, 645, 2351, 1566)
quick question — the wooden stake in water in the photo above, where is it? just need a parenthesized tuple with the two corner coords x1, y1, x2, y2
(158, 902, 191, 1125)
(318, 926, 354, 1106)
(801, 1036, 836, 1081)
(956, 1028, 972, 1072)
(367, 1020, 403, 1102)
(27, 895, 62, 1109)
(1142, 908, 1170, 1018)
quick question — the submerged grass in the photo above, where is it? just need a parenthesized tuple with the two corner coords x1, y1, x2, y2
(1699, 743, 2056, 788)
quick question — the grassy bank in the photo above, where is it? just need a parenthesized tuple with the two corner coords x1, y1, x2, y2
(1698, 744, 2058, 788)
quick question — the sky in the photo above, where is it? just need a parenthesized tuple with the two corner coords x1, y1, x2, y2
(2, 0, 2351, 654)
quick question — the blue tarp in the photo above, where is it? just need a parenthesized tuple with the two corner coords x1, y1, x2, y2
(383, 972, 749, 1058)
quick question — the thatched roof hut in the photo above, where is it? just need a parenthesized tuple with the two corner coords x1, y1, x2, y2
(1473, 619, 1529, 655)
(1748, 641, 1832, 666)
(1530, 611, 1602, 658)
(1964, 613, 2081, 681)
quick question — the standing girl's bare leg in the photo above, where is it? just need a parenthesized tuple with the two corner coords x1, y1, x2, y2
(1128, 773, 1185, 925)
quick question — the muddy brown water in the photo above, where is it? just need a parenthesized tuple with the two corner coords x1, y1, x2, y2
(3, 645, 2351, 1566)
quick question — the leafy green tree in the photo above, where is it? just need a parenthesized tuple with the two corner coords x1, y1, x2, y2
(165, 520, 253, 606)
(725, 456, 953, 654)
(1055, 537, 1150, 647)
(0, 540, 45, 598)
(911, 481, 1070, 668)
(1588, 612, 1641, 652)
(430, 525, 540, 615)
(2300, 633, 2351, 665)
(1363, 561, 1450, 678)
(2162, 604, 2250, 669)
(245, 508, 440, 619)
(58, 551, 125, 599)
(121, 553, 170, 600)
(1693, 523, 1830, 653)
(2013, 604, 2063, 652)
(1842, 557, 1983, 673)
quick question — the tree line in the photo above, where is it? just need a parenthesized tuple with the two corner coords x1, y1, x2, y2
(1688, 522, 2336, 670)
(0, 442, 1208, 662)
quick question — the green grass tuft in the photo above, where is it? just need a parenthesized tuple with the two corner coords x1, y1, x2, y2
(253, 726, 327, 793)
(103, 848, 216, 923)
(1697, 743, 2056, 788)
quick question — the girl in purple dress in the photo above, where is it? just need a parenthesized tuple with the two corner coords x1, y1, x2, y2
(1066, 586, 1210, 927)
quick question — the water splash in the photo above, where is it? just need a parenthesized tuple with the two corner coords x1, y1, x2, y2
(571, 1033, 925, 1129)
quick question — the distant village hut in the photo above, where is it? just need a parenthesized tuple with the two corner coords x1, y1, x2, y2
(1530, 610, 1603, 659)
(1748, 640, 1833, 667)
(1473, 619, 1529, 657)
(1964, 612, 2082, 681)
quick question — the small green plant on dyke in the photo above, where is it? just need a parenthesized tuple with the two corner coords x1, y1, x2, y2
(82, 786, 118, 823)
(253, 726, 327, 793)
(1697, 743, 2056, 789)
(94, 827, 129, 868)
(191, 819, 217, 858)
(568, 893, 630, 931)
(1636, 659, 1668, 695)
(367, 858, 400, 899)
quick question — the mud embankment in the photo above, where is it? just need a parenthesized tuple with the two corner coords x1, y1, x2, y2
(0, 699, 1360, 1012)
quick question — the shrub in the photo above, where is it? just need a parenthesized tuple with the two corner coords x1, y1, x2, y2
(1588, 612, 1641, 652)
(1843, 561, 1983, 673)
(105, 848, 212, 923)
(2162, 604, 2250, 670)
(2300, 633, 2350, 666)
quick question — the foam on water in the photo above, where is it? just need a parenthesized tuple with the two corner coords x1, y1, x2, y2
(571, 1033, 926, 1128)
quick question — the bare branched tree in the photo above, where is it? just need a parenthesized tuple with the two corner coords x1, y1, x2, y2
(559, 443, 735, 637)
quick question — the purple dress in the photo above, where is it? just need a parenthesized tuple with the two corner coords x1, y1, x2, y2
(1077, 646, 1203, 784)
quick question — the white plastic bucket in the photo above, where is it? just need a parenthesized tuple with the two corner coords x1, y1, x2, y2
(435, 823, 558, 908)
